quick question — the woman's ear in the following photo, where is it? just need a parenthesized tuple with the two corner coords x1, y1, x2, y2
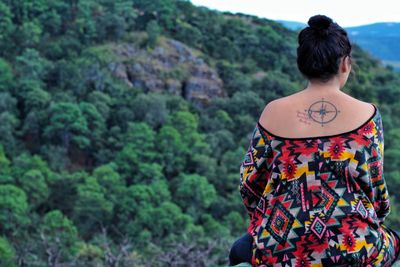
(339, 56, 352, 88)
(341, 56, 351, 73)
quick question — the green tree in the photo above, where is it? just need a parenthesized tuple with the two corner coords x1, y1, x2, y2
(173, 173, 217, 221)
(199, 213, 230, 238)
(114, 181, 171, 242)
(0, 58, 13, 91)
(203, 129, 235, 160)
(156, 125, 187, 177)
(87, 91, 112, 120)
(18, 169, 49, 210)
(75, 242, 104, 266)
(0, 112, 19, 155)
(169, 111, 211, 151)
(92, 163, 125, 203)
(124, 122, 157, 162)
(173, 21, 202, 48)
(47, 171, 84, 215)
(0, 93, 18, 115)
(0, 237, 16, 267)
(24, 86, 51, 112)
(15, 20, 43, 49)
(11, 153, 54, 182)
(38, 4, 63, 35)
(0, 144, 12, 184)
(146, 20, 161, 48)
(43, 102, 90, 150)
(136, 163, 165, 185)
(115, 144, 139, 184)
(222, 211, 246, 235)
(131, 93, 169, 128)
(0, 3, 15, 58)
(21, 89, 50, 147)
(94, 0, 137, 41)
(15, 48, 50, 82)
(144, 201, 193, 243)
(216, 36, 239, 62)
(115, 184, 154, 240)
(79, 102, 106, 158)
(73, 175, 113, 238)
(134, 0, 177, 31)
(40, 210, 80, 264)
(0, 185, 30, 234)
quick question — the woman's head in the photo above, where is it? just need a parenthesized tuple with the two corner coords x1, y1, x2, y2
(297, 15, 352, 83)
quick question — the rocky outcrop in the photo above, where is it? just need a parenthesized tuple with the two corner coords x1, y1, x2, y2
(107, 37, 226, 109)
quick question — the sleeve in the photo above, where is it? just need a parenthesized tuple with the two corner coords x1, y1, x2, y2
(239, 122, 272, 220)
(366, 113, 390, 224)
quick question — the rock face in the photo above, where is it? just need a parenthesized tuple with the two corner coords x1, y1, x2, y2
(107, 38, 226, 109)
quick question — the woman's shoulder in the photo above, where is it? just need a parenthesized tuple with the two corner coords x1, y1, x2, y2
(263, 92, 375, 112)
(258, 93, 379, 139)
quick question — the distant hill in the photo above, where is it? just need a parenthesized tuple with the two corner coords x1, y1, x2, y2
(347, 23, 400, 66)
(276, 20, 306, 30)
(277, 20, 400, 70)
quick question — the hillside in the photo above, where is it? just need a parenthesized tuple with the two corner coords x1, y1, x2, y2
(0, 0, 399, 266)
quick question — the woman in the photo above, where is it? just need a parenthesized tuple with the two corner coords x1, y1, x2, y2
(229, 15, 400, 266)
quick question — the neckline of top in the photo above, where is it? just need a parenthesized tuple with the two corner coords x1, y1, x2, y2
(257, 103, 378, 141)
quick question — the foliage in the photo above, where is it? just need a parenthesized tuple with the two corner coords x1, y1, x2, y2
(0, 237, 16, 267)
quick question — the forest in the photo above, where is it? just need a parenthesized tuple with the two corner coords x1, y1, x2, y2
(0, 0, 400, 266)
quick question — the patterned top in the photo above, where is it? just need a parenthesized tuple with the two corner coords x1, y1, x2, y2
(239, 104, 400, 266)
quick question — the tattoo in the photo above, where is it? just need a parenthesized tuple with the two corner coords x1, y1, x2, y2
(304, 98, 340, 127)
(297, 110, 312, 125)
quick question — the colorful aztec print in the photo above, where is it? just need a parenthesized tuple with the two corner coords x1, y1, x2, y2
(239, 104, 400, 266)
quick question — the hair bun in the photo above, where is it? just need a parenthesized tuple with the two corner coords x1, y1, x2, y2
(308, 15, 333, 30)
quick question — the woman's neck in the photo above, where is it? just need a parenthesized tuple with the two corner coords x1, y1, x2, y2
(304, 77, 342, 93)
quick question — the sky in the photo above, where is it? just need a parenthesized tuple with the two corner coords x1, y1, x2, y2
(190, 0, 400, 27)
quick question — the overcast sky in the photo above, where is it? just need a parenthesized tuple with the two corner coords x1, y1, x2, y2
(190, 0, 400, 27)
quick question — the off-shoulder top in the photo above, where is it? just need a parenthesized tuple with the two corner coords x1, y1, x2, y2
(239, 104, 400, 266)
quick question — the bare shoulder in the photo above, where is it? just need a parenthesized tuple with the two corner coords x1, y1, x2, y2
(261, 95, 374, 117)
(260, 98, 279, 119)
(258, 93, 376, 137)
(259, 97, 292, 125)
(342, 95, 376, 117)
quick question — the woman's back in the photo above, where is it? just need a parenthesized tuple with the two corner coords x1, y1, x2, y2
(258, 90, 375, 139)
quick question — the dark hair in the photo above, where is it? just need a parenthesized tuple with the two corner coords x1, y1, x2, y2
(297, 15, 352, 81)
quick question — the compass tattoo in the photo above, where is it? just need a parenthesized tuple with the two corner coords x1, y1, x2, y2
(305, 98, 340, 127)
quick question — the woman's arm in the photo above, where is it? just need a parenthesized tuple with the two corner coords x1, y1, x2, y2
(368, 114, 390, 223)
(239, 123, 272, 220)
(358, 111, 391, 224)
